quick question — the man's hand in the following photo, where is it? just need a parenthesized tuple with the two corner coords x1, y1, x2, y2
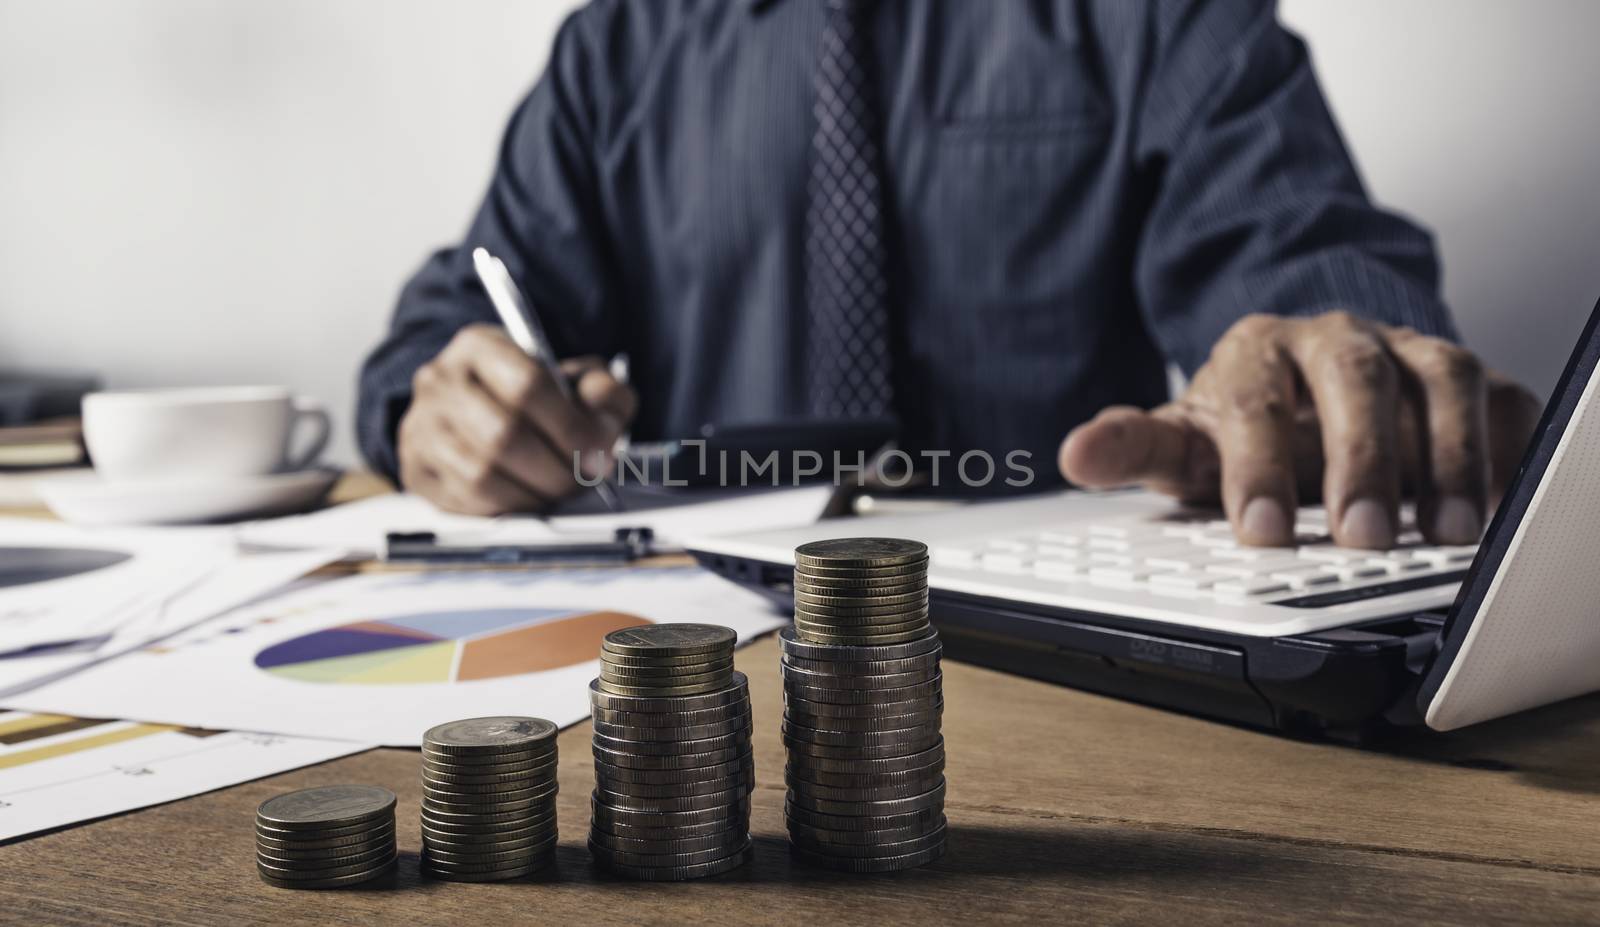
(397, 324, 636, 515)
(1059, 312, 1541, 549)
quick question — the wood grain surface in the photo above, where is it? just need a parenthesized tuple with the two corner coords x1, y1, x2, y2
(4, 633, 1599, 926)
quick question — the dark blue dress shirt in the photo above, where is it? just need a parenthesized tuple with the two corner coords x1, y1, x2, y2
(358, 0, 1456, 488)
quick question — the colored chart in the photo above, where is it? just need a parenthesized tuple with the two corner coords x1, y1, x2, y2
(254, 608, 650, 685)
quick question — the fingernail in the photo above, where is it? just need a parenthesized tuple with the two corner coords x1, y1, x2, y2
(1340, 498, 1395, 549)
(1241, 497, 1291, 546)
(1433, 496, 1482, 545)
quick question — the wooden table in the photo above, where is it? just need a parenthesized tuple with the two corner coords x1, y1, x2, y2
(5, 480, 1600, 924)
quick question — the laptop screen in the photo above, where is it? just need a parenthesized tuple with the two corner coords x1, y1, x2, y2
(1420, 296, 1600, 730)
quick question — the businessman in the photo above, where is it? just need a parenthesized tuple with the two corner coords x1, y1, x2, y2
(358, 0, 1538, 549)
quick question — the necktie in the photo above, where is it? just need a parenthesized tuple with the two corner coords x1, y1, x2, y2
(805, 0, 894, 420)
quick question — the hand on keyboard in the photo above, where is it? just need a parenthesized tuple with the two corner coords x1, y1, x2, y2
(1056, 312, 1540, 550)
(934, 511, 1479, 604)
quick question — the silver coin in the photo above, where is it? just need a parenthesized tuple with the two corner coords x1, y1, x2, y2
(787, 772, 946, 805)
(793, 570, 928, 590)
(592, 729, 748, 757)
(588, 836, 751, 868)
(255, 821, 397, 853)
(791, 824, 947, 864)
(783, 706, 942, 732)
(421, 820, 551, 845)
(422, 775, 561, 799)
(593, 783, 751, 812)
(787, 758, 945, 791)
(593, 815, 744, 842)
(599, 656, 734, 678)
(421, 836, 559, 867)
(588, 824, 747, 856)
(787, 740, 944, 774)
(783, 721, 942, 748)
(591, 702, 750, 728)
(779, 626, 941, 661)
(422, 751, 557, 777)
(592, 714, 751, 743)
(593, 842, 752, 881)
(420, 856, 552, 882)
(785, 736, 942, 763)
(595, 755, 752, 785)
(256, 785, 396, 832)
(256, 842, 397, 871)
(588, 675, 748, 713)
(258, 858, 397, 889)
(793, 587, 929, 610)
(794, 538, 928, 570)
(421, 743, 557, 767)
(596, 677, 737, 698)
(792, 609, 929, 631)
(592, 747, 750, 774)
(781, 665, 939, 691)
(421, 793, 559, 816)
(601, 649, 739, 668)
(255, 831, 396, 860)
(793, 559, 930, 581)
(784, 674, 942, 706)
(590, 794, 750, 828)
(792, 625, 933, 647)
(421, 761, 558, 787)
(256, 850, 399, 881)
(601, 624, 736, 658)
(787, 779, 947, 817)
(788, 843, 945, 873)
(783, 798, 944, 830)
(780, 652, 941, 676)
(783, 690, 943, 718)
(787, 814, 945, 846)
(793, 580, 928, 602)
(595, 769, 751, 799)
(423, 716, 558, 756)
(421, 804, 557, 831)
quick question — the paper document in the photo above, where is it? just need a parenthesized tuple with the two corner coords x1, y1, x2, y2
(0, 519, 231, 654)
(235, 485, 835, 559)
(0, 547, 343, 699)
(0, 710, 368, 842)
(5, 566, 787, 746)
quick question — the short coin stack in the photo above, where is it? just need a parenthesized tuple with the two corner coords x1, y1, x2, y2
(589, 624, 754, 880)
(782, 537, 948, 872)
(255, 785, 398, 889)
(420, 716, 560, 881)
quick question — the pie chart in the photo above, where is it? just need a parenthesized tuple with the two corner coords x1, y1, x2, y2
(254, 608, 650, 685)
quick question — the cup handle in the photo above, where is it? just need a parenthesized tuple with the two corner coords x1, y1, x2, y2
(284, 397, 332, 472)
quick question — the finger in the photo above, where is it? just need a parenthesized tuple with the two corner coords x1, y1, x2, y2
(1487, 373, 1542, 506)
(1384, 329, 1489, 544)
(1057, 405, 1214, 501)
(427, 422, 549, 515)
(463, 341, 615, 461)
(1200, 318, 1300, 547)
(445, 375, 579, 502)
(562, 356, 639, 433)
(1285, 312, 1401, 549)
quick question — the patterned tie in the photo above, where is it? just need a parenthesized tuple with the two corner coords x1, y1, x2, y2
(805, 0, 893, 420)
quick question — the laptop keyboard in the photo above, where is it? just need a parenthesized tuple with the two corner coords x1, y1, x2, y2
(932, 508, 1478, 606)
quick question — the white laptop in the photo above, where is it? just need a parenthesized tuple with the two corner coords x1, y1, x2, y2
(690, 298, 1600, 735)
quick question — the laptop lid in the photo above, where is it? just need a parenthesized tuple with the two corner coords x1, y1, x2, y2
(1419, 296, 1600, 731)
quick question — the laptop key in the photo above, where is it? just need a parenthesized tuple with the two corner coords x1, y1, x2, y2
(1212, 576, 1291, 597)
(1150, 572, 1216, 589)
(1270, 568, 1340, 589)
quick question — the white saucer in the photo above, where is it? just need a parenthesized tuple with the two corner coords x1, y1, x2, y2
(37, 468, 342, 526)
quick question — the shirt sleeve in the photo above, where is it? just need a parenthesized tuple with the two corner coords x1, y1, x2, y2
(356, 11, 620, 480)
(1132, 0, 1458, 377)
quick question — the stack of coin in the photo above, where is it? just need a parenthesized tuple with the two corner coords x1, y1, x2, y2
(588, 624, 754, 880)
(420, 716, 560, 882)
(782, 537, 948, 872)
(255, 785, 398, 889)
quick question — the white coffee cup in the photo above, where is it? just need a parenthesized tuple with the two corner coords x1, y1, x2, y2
(82, 386, 331, 482)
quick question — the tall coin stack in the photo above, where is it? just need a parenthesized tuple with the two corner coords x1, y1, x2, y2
(782, 538, 948, 872)
(255, 785, 398, 889)
(588, 624, 755, 881)
(420, 716, 560, 882)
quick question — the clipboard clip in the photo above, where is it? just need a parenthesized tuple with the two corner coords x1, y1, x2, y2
(383, 527, 656, 565)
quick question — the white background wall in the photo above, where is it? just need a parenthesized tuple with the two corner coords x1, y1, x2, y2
(1, 0, 1596, 466)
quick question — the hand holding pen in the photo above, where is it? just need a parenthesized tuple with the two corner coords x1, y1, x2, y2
(388, 249, 636, 516)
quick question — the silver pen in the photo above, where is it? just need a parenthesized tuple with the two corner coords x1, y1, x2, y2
(471, 246, 624, 512)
